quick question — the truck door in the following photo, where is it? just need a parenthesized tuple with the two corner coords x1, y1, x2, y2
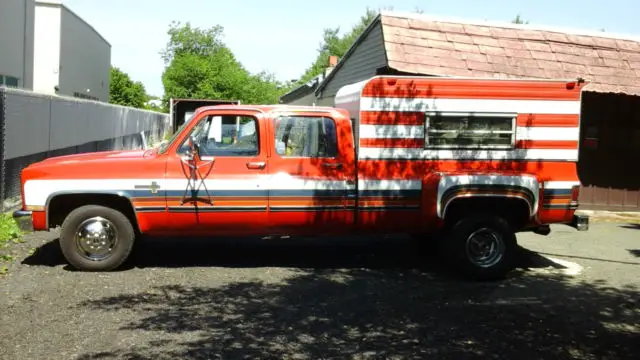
(164, 110, 270, 234)
(267, 112, 354, 234)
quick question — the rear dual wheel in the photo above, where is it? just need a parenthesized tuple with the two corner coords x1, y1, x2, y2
(59, 205, 136, 271)
(442, 214, 517, 281)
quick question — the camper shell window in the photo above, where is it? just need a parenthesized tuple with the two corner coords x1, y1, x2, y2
(424, 112, 516, 149)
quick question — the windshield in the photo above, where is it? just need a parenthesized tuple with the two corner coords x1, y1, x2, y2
(158, 112, 196, 154)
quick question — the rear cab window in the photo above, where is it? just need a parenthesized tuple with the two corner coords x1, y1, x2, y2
(273, 115, 338, 158)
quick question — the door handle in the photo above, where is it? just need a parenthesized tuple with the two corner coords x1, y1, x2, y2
(246, 161, 266, 169)
(322, 162, 343, 169)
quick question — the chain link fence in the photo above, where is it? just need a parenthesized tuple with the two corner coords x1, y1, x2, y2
(0, 86, 171, 212)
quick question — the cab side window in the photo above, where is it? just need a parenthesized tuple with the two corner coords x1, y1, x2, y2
(178, 115, 259, 157)
(274, 116, 338, 158)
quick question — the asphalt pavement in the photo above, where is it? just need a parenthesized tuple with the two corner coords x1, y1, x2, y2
(0, 221, 638, 360)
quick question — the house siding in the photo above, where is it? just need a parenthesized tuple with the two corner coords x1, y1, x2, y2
(285, 92, 318, 105)
(317, 21, 386, 105)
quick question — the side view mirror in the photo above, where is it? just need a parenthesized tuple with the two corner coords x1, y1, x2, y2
(184, 135, 201, 160)
(275, 140, 286, 155)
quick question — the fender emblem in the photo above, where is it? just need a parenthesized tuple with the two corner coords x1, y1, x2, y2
(135, 181, 161, 194)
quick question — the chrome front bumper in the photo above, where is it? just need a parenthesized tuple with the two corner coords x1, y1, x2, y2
(12, 210, 34, 232)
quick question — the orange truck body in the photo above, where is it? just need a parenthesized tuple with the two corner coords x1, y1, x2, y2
(14, 75, 589, 279)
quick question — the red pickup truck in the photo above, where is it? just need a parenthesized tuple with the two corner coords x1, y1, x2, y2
(13, 75, 589, 280)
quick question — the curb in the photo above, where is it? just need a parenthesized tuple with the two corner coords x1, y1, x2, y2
(576, 210, 640, 222)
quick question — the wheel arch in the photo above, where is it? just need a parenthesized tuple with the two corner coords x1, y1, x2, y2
(437, 175, 540, 217)
(441, 191, 536, 217)
(442, 195, 534, 230)
(45, 191, 141, 233)
(437, 176, 540, 231)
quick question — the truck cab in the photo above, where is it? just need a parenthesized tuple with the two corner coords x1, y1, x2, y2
(158, 105, 360, 236)
(14, 75, 590, 280)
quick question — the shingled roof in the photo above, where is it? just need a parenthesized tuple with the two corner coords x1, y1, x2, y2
(323, 11, 640, 96)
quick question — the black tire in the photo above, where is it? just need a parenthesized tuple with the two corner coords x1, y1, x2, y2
(59, 205, 136, 271)
(441, 214, 517, 281)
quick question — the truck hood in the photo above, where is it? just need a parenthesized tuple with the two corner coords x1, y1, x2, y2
(36, 149, 153, 165)
(22, 148, 163, 180)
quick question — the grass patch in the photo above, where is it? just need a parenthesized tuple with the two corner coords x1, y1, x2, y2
(0, 212, 23, 248)
(0, 254, 15, 261)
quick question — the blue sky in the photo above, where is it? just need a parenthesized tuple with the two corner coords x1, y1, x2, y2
(63, 0, 640, 97)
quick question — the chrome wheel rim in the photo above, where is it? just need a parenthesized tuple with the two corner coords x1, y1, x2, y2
(74, 216, 118, 261)
(465, 227, 505, 268)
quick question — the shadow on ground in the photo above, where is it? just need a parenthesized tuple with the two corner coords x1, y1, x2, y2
(21, 234, 563, 273)
(620, 223, 640, 230)
(76, 269, 638, 359)
(20, 235, 640, 359)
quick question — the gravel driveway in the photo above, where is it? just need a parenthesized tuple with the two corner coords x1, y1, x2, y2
(0, 222, 638, 360)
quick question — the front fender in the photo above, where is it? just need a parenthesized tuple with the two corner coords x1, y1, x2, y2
(44, 190, 138, 230)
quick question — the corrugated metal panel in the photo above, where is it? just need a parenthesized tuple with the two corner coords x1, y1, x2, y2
(319, 22, 387, 103)
(2, 88, 169, 158)
(0, 87, 6, 209)
(3, 89, 51, 159)
(0, 88, 171, 210)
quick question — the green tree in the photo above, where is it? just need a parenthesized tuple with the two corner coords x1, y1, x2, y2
(143, 95, 163, 111)
(297, 8, 378, 84)
(160, 21, 287, 108)
(512, 14, 529, 24)
(109, 66, 147, 108)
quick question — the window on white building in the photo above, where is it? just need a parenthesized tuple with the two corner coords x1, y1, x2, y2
(0, 75, 20, 88)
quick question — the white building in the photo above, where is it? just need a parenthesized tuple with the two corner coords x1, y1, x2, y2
(0, 1, 110, 102)
(0, 0, 35, 89)
(33, 0, 111, 102)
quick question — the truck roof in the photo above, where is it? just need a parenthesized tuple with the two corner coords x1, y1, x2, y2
(194, 104, 346, 116)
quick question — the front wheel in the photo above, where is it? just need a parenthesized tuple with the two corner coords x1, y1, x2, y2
(442, 214, 517, 281)
(59, 205, 136, 271)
